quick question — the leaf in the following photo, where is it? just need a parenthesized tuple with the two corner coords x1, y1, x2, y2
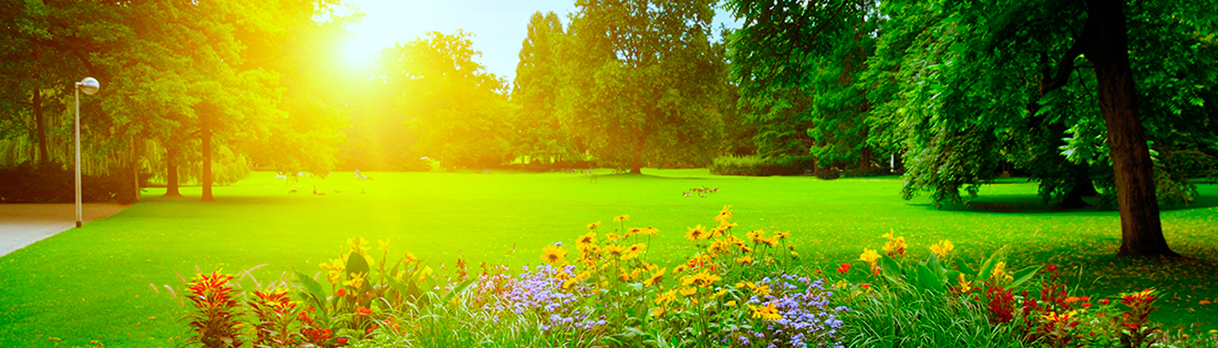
(345, 252, 371, 292)
(293, 271, 330, 325)
(439, 279, 475, 307)
(955, 257, 975, 276)
(916, 264, 946, 292)
(880, 254, 904, 281)
(1009, 266, 1039, 289)
(977, 246, 1007, 280)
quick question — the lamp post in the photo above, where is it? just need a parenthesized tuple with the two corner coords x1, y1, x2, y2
(75, 77, 99, 228)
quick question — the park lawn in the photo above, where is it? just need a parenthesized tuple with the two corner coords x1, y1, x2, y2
(1, 170, 1216, 347)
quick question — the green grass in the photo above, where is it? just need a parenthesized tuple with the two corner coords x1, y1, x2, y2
(1, 170, 1216, 347)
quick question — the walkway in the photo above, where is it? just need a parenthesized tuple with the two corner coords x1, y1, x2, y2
(0, 203, 129, 257)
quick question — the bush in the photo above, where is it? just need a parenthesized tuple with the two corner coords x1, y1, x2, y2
(0, 162, 143, 204)
(815, 168, 841, 180)
(840, 167, 893, 178)
(710, 155, 816, 176)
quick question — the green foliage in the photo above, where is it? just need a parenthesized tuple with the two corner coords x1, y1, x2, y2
(512, 12, 580, 164)
(379, 31, 516, 170)
(560, 0, 726, 173)
(708, 155, 815, 176)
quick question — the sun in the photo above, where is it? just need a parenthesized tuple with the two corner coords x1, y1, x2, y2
(340, 34, 383, 71)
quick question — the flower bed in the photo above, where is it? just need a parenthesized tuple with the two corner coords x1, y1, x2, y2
(173, 207, 1218, 347)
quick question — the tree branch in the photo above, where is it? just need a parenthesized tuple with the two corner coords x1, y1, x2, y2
(1041, 38, 1086, 93)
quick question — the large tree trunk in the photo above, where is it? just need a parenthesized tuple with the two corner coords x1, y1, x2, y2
(1084, 0, 1177, 257)
(629, 134, 645, 175)
(201, 120, 214, 202)
(131, 136, 140, 203)
(859, 147, 872, 169)
(164, 144, 182, 197)
(34, 88, 50, 165)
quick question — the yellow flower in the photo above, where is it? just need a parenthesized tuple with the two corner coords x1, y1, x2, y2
(643, 268, 667, 287)
(746, 229, 764, 243)
(577, 232, 597, 246)
(603, 244, 626, 257)
(320, 258, 345, 285)
(655, 289, 678, 305)
(708, 240, 731, 255)
(416, 265, 433, 283)
(685, 225, 708, 241)
(674, 264, 688, 273)
(749, 282, 771, 296)
(713, 205, 734, 222)
(652, 307, 665, 317)
(774, 231, 790, 240)
(759, 236, 779, 247)
(627, 227, 643, 236)
(606, 233, 622, 241)
(614, 214, 630, 222)
(725, 300, 737, 307)
(859, 248, 880, 264)
(618, 270, 635, 282)
(377, 239, 391, 252)
(859, 248, 881, 274)
(882, 232, 907, 257)
(748, 303, 782, 322)
(540, 244, 567, 265)
(717, 220, 739, 230)
(737, 256, 754, 264)
(991, 262, 1009, 281)
(929, 240, 954, 258)
(402, 251, 419, 264)
(587, 221, 602, 230)
(680, 270, 722, 288)
(347, 236, 369, 254)
(957, 274, 972, 293)
(343, 272, 367, 290)
(679, 287, 698, 297)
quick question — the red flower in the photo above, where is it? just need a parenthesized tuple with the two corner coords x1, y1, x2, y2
(861, 284, 871, 289)
(1046, 264, 1058, 272)
(836, 263, 852, 274)
(336, 288, 347, 297)
(338, 337, 348, 344)
(1099, 299, 1110, 305)
(355, 307, 372, 316)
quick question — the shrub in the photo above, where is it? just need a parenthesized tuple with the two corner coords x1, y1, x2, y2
(815, 168, 841, 180)
(0, 162, 144, 204)
(710, 155, 816, 176)
(840, 167, 893, 178)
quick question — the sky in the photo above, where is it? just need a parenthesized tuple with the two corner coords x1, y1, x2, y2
(338, 0, 742, 84)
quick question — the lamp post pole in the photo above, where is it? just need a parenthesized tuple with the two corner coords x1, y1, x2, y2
(74, 77, 99, 228)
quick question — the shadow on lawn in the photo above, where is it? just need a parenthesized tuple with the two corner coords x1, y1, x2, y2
(909, 187, 1218, 215)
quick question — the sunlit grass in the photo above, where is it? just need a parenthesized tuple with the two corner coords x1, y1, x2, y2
(0, 170, 1215, 346)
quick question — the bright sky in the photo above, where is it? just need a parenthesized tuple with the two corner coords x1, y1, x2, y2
(339, 0, 742, 83)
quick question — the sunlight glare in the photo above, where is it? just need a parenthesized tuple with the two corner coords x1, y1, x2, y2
(340, 34, 382, 70)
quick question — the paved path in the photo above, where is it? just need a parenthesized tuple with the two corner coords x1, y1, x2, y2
(0, 203, 129, 257)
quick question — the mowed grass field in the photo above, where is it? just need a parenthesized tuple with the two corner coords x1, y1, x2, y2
(1, 169, 1216, 347)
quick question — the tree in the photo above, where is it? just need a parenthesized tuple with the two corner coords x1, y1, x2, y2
(728, 1, 880, 169)
(561, 0, 725, 173)
(725, 0, 1216, 257)
(512, 11, 579, 164)
(379, 31, 515, 169)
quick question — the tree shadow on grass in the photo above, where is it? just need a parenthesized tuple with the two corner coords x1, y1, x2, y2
(910, 183, 1218, 215)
